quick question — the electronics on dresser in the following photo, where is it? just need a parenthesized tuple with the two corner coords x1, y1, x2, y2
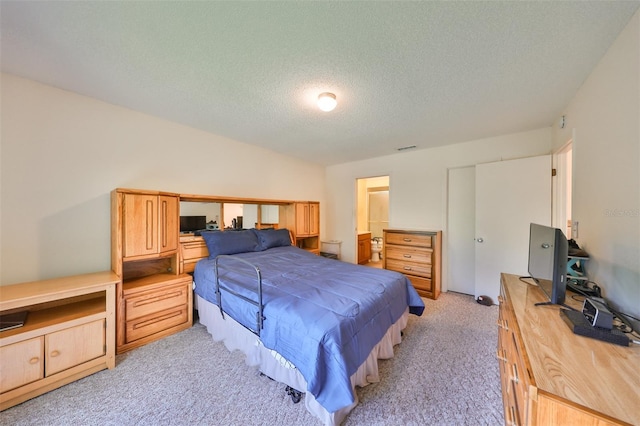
(180, 215, 207, 233)
(567, 280, 601, 297)
(560, 308, 629, 347)
(582, 298, 613, 330)
(527, 223, 569, 306)
(0, 310, 28, 331)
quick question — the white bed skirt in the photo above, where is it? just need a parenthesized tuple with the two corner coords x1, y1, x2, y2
(195, 294, 409, 426)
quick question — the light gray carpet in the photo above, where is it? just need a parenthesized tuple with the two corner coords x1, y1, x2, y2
(1, 292, 503, 425)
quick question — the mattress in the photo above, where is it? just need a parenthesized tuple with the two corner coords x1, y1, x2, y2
(193, 245, 424, 417)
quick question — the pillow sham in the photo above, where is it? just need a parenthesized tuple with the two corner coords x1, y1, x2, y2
(255, 228, 292, 251)
(201, 229, 260, 259)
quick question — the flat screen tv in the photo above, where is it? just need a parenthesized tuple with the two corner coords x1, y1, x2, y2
(528, 223, 568, 306)
(180, 215, 206, 233)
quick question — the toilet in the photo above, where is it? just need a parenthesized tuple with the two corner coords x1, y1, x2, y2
(371, 237, 383, 262)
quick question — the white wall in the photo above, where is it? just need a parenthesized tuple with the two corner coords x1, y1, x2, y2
(552, 10, 639, 321)
(0, 74, 325, 285)
(325, 127, 553, 288)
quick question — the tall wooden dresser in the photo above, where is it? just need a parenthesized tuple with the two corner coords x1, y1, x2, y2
(498, 273, 639, 426)
(383, 229, 441, 299)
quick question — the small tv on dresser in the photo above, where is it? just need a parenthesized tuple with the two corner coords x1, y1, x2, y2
(527, 223, 568, 306)
(180, 215, 206, 233)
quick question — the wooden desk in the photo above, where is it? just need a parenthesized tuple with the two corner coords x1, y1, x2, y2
(498, 273, 639, 425)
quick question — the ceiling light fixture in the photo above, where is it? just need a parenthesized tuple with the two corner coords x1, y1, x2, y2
(317, 92, 337, 112)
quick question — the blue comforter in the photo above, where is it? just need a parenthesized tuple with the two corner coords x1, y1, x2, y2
(193, 246, 424, 412)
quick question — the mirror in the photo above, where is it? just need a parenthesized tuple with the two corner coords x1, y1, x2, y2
(179, 202, 221, 232)
(224, 203, 246, 229)
(261, 205, 279, 226)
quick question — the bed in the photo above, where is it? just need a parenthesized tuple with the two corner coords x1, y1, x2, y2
(192, 228, 425, 425)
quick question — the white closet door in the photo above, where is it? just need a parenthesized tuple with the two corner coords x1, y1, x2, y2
(447, 166, 476, 295)
(475, 155, 551, 302)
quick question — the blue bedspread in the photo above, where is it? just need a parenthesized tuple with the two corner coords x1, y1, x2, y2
(193, 246, 424, 412)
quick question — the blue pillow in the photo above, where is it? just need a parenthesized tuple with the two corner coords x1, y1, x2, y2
(201, 229, 260, 259)
(256, 228, 292, 251)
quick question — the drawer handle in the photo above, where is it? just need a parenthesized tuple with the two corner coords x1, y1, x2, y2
(509, 406, 517, 426)
(132, 290, 183, 307)
(498, 296, 504, 304)
(403, 266, 412, 271)
(497, 319, 509, 330)
(132, 309, 183, 330)
(403, 238, 412, 242)
(50, 350, 60, 358)
(29, 357, 40, 364)
(495, 349, 506, 362)
(511, 363, 519, 384)
(403, 254, 412, 258)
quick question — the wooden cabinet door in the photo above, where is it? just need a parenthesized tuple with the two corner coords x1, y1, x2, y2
(158, 195, 178, 254)
(295, 202, 320, 237)
(123, 193, 158, 258)
(45, 320, 105, 376)
(296, 203, 310, 237)
(308, 202, 319, 235)
(0, 337, 44, 393)
(357, 234, 371, 264)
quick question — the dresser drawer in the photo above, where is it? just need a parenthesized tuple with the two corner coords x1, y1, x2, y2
(125, 306, 189, 343)
(125, 281, 189, 321)
(385, 245, 432, 264)
(386, 258, 432, 278)
(385, 232, 432, 248)
(181, 240, 208, 261)
(406, 275, 433, 294)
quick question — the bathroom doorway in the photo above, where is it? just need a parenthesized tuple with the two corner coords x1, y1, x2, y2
(356, 176, 389, 266)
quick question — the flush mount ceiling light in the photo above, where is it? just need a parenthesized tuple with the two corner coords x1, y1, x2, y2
(317, 92, 337, 112)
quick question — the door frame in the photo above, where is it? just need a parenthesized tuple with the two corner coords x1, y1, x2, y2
(552, 131, 574, 238)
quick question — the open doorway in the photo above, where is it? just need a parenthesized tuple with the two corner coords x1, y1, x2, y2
(356, 176, 389, 266)
(553, 140, 573, 237)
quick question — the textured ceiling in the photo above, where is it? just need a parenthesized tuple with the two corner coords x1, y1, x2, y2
(1, 1, 638, 166)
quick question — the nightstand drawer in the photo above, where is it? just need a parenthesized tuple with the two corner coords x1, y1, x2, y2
(385, 233, 432, 248)
(385, 245, 432, 264)
(125, 282, 189, 321)
(125, 306, 189, 343)
(181, 240, 208, 261)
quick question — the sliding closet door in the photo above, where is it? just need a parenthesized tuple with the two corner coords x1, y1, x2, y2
(474, 155, 551, 302)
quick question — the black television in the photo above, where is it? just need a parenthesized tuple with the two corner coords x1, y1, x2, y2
(527, 223, 568, 306)
(180, 215, 206, 233)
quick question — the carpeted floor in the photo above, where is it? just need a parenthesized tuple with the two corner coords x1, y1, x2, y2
(0, 292, 503, 426)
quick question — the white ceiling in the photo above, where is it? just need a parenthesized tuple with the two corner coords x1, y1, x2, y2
(1, 1, 638, 166)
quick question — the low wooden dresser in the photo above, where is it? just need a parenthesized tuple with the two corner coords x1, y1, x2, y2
(498, 273, 640, 426)
(0, 271, 118, 410)
(383, 229, 441, 299)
